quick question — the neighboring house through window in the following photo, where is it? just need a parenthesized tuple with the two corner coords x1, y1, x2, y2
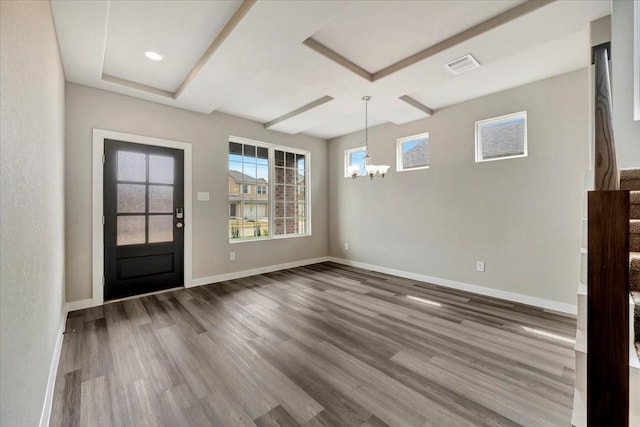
(397, 132, 429, 171)
(274, 149, 307, 236)
(475, 111, 527, 162)
(229, 136, 309, 241)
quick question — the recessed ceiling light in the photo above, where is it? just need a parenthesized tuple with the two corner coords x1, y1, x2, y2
(144, 51, 163, 61)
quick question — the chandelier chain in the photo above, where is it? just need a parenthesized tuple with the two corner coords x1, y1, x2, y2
(365, 97, 368, 153)
(347, 95, 388, 180)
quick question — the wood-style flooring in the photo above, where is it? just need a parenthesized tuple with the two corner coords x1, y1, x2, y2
(50, 262, 576, 426)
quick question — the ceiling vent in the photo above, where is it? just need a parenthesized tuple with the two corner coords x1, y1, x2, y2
(444, 54, 480, 75)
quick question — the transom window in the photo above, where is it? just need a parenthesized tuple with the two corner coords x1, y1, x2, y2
(229, 136, 310, 242)
(475, 111, 527, 162)
(397, 132, 429, 172)
(344, 146, 367, 178)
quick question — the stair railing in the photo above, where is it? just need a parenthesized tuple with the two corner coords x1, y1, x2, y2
(587, 42, 629, 426)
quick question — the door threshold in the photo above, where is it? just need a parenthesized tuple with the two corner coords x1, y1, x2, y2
(104, 285, 185, 305)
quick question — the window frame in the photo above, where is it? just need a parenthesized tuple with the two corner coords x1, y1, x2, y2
(229, 135, 311, 243)
(344, 146, 367, 178)
(475, 111, 527, 163)
(396, 132, 430, 172)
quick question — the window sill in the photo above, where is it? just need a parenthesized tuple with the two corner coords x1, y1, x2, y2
(397, 165, 430, 172)
(229, 233, 312, 244)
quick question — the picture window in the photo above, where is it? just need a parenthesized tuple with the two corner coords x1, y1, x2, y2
(229, 137, 309, 241)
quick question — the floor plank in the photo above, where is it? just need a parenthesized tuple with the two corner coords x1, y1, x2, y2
(50, 262, 575, 426)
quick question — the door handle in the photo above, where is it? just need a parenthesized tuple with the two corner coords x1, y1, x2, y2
(176, 208, 184, 229)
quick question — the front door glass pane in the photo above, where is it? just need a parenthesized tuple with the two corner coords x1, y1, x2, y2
(149, 155, 174, 184)
(149, 185, 173, 213)
(149, 215, 173, 243)
(117, 216, 146, 246)
(117, 184, 146, 213)
(117, 151, 146, 182)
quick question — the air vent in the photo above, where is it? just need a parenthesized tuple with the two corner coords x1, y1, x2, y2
(444, 54, 480, 75)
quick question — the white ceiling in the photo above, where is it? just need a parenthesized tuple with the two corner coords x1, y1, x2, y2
(50, 0, 611, 140)
(311, 0, 526, 73)
(103, 1, 242, 93)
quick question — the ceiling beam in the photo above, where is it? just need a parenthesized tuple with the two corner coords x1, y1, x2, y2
(264, 95, 334, 129)
(303, 0, 554, 83)
(100, 0, 256, 101)
(102, 74, 175, 98)
(372, 0, 554, 81)
(174, 0, 257, 99)
(302, 38, 372, 82)
(398, 95, 433, 117)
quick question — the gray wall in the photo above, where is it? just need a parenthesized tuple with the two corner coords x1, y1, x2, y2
(0, 2, 66, 426)
(328, 69, 589, 306)
(612, 0, 640, 168)
(65, 83, 328, 302)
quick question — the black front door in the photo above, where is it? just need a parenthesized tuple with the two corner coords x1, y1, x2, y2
(104, 139, 184, 301)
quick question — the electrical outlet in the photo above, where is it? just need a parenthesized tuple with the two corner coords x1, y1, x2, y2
(477, 261, 485, 272)
(230, 251, 236, 261)
(345, 242, 349, 250)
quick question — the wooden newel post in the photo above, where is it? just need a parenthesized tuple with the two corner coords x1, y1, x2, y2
(593, 43, 618, 192)
(587, 191, 629, 426)
(587, 43, 629, 426)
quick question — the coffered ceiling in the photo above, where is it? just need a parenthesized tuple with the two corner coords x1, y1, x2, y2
(50, 0, 611, 140)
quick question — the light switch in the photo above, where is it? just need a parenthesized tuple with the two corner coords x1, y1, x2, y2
(196, 192, 210, 201)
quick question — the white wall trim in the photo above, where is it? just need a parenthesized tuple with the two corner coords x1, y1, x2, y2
(38, 306, 67, 427)
(66, 298, 95, 312)
(190, 256, 331, 287)
(328, 257, 577, 315)
(634, 0, 640, 121)
(92, 129, 193, 307)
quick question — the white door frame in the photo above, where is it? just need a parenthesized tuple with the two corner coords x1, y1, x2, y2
(92, 128, 193, 307)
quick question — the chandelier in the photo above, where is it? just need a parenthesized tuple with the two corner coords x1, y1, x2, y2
(347, 96, 390, 180)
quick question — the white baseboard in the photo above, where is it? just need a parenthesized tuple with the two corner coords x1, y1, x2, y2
(67, 255, 576, 315)
(39, 305, 68, 427)
(66, 257, 331, 308)
(190, 256, 331, 288)
(327, 257, 577, 315)
(66, 298, 94, 312)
